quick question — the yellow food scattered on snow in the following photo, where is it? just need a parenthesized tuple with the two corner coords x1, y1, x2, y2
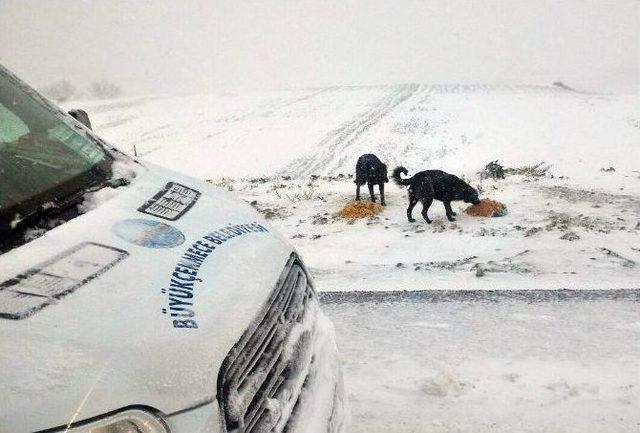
(464, 198, 508, 217)
(336, 200, 383, 219)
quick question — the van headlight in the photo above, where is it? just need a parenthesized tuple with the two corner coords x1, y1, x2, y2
(61, 409, 168, 433)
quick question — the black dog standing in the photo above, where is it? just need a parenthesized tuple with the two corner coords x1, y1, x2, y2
(355, 154, 389, 205)
(392, 167, 480, 223)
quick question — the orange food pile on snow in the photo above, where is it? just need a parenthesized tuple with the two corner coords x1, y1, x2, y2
(336, 200, 383, 218)
(464, 198, 508, 217)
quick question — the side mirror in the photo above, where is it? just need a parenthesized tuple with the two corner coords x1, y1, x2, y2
(68, 109, 92, 130)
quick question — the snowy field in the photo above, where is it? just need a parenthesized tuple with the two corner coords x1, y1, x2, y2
(69, 86, 640, 431)
(321, 290, 640, 433)
(72, 84, 640, 290)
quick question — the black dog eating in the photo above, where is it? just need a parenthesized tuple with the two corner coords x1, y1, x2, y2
(355, 153, 389, 205)
(392, 167, 480, 223)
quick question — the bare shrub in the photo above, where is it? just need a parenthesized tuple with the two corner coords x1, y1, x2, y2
(506, 162, 551, 178)
(89, 81, 123, 99)
(276, 185, 323, 202)
(207, 177, 234, 191)
(479, 160, 550, 180)
(479, 160, 505, 180)
(40, 80, 77, 102)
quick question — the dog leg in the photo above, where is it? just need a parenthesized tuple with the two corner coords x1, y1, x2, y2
(368, 182, 376, 203)
(421, 198, 433, 224)
(407, 198, 418, 222)
(356, 183, 361, 201)
(379, 182, 386, 206)
(444, 201, 456, 221)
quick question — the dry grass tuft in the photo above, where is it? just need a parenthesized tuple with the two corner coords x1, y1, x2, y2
(465, 199, 508, 217)
(336, 200, 383, 219)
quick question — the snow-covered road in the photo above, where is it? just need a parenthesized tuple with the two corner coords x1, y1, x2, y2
(321, 290, 640, 433)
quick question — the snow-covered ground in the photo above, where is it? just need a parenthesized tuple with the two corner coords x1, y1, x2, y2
(68, 86, 640, 431)
(71, 85, 640, 290)
(321, 290, 640, 433)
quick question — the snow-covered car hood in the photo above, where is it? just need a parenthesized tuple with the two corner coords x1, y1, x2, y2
(0, 163, 294, 432)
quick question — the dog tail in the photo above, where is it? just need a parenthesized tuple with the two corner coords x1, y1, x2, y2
(392, 166, 411, 186)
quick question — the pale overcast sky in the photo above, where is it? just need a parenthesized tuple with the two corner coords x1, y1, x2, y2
(1, 0, 638, 95)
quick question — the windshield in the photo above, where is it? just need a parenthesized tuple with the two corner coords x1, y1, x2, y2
(0, 69, 111, 223)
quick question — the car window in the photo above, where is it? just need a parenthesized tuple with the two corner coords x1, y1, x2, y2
(0, 73, 109, 213)
(0, 102, 29, 142)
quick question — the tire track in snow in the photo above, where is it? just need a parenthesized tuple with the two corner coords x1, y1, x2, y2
(427, 84, 575, 94)
(284, 83, 420, 177)
(259, 86, 338, 118)
(121, 88, 338, 158)
(215, 87, 336, 124)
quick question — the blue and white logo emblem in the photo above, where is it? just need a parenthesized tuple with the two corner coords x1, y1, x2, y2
(113, 219, 185, 249)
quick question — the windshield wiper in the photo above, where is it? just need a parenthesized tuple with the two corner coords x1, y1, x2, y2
(87, 176, 131, 192)
(46, 175, 131, 216)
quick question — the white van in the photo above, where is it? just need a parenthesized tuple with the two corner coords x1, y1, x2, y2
(0, 64, 345, 433)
